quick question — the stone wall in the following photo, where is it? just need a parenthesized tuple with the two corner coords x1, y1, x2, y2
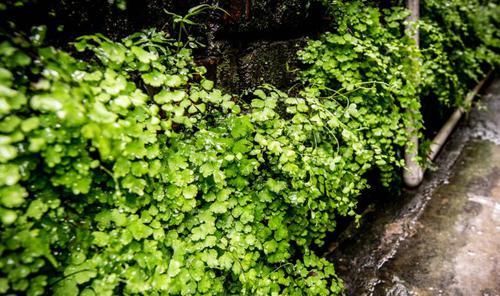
(1, 0, 328, 93)
(202, 0, 327, 92)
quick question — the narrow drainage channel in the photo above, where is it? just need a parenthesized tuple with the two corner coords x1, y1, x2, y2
(330, 76, 500, 296)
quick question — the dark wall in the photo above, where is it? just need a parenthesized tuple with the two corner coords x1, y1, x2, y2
(1, 0, 328, 93)
(202, 0, 328, 92)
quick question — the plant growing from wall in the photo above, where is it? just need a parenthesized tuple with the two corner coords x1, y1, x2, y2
(419, 0, 500, 106)
(1, 28, 353, 295)
(1, 0, 499, 295)
(298, 0, 422, 182)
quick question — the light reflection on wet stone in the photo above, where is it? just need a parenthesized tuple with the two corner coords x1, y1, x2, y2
(330, 78, 500, 295)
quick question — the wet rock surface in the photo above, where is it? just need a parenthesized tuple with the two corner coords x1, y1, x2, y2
(1, 0, 328, 93)
(331, 76, 500, 296)
(209, 38, 307, 92)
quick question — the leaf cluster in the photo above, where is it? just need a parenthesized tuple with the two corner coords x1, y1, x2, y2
(1, 0, 499, 295)
(0, 29, 347, 295)
(420, 0, 500, 106)
(298, 0, 421, 183)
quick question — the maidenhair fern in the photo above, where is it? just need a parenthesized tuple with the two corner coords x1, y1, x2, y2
(0, 0, 498, 295)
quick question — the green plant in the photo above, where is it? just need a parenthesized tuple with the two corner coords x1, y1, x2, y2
(298, 0, 422, 182)
(1, 0, 499, 295)
(0, 0, 31, 10)
(0, 28, 350, 295)
(420, 0, 500, 106)
(164, 4, 229, 46)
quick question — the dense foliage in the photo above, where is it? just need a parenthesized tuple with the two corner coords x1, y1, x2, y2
(0, 0, 498, 295)
(298, 1, 421, 183)
(299, 0, 500, 160)
(420, 0, 500, 106)
(0, 30, 350, 295)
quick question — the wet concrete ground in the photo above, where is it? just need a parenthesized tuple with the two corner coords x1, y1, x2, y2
(331, 76, 500, 296)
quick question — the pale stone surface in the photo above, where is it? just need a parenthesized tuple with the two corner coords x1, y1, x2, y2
(331, 77, 500, 295)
